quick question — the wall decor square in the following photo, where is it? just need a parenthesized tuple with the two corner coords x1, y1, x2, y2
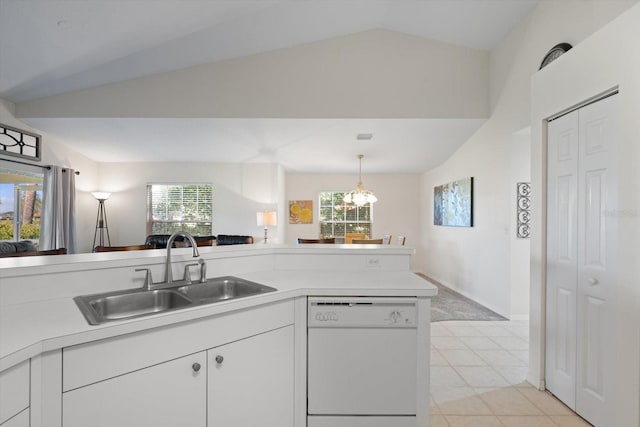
(516, 182, 531, 238)
(434, 177, 473, 227)
(289, 200, 313, 224)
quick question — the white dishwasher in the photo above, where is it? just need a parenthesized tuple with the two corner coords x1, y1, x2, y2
(307, 297, 418, 427)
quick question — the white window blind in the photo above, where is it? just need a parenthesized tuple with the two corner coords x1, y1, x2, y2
(147, 184, 213, 235)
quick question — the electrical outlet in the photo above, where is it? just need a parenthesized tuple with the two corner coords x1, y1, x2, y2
(365, 256, 381, 268)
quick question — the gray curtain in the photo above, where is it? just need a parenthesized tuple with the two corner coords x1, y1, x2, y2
(40, 166, 77, 253)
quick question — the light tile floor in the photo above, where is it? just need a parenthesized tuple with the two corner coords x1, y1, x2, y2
(430, 320, 593, 427)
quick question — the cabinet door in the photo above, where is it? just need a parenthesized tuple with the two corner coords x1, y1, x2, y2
(0, 409, 29, 427)
(0, 360, 30, 425)
(63, 352, 206, 427)
(208, 326, 294, 427)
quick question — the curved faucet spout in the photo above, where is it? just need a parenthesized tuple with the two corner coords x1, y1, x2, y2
(165, 231, 200, 284)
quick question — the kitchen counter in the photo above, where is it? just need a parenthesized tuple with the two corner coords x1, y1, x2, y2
(0, 245, 436, 372)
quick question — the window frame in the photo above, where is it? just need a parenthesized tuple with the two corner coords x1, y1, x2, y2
(318, 191, 373, 244)
(0, 167, 44, 243)
(146, 183, 213, 236)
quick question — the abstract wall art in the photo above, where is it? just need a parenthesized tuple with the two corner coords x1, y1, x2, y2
(289, 200, 313, 224)
(434, 177, 473, 227)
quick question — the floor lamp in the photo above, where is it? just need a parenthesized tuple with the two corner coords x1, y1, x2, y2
(92, 192, 111, 250)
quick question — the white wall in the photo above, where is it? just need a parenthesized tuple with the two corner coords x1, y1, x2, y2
(285, 172, 421, 261)
(530, 4, 640, 424)
(509, 128, 531, 319)
(415, 0, 636, 319)
(0, 98, 99, 253)
(96, 162, 284, 250)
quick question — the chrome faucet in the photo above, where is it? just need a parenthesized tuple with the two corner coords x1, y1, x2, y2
(165, 231, 200, 284)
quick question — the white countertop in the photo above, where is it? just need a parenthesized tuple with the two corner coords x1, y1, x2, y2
(0, 268, 437, 372)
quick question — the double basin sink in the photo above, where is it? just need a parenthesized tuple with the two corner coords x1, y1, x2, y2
(74, 276, 277, 325)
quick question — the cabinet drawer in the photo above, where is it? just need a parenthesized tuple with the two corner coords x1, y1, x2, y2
(0, 360, 29, 424)
(63, 299, 293, 391)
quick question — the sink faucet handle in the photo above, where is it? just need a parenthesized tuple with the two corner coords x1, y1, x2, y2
(198, 258, 207, 283)
(135, 268, 154, 290)
(183, 263, 199, 285)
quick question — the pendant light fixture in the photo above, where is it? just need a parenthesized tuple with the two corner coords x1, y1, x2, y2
(344, 154, 377, 207)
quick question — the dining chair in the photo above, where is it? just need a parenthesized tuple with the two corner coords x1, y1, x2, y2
(351, 239, 384, 244)
(174, 239, 215, 248)
(382, 234, 392, 245)
(395, 236, 406, 246)
(297, 238, 336, 244)
(345, 233, 366, 244)
(94, 244, 156, 252)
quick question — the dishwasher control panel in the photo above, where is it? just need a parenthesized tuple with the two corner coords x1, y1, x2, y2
(308, 297, 417, 328)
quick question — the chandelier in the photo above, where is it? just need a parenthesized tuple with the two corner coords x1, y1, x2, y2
(344, 154, 377, 207)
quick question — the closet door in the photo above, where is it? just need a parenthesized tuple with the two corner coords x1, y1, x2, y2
(546, 109, 579, 409)
(546, 94, 618, 427)
(575, 95, 617, 427)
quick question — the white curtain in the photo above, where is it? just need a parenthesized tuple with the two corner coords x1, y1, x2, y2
(40, 166, 77, 253)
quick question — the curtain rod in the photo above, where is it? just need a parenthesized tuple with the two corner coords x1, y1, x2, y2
(0, 157, 80, 175)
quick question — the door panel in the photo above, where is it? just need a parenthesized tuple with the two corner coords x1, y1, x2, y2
(546, 109, 579, 409)
(583, 295, 605, 397)
(575, 95, 617, 427)
(308, 328, 417, 415)
(554, 288, 572, 373)
(584, 169, 606, 267)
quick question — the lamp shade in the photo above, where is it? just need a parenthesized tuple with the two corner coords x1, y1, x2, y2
(257, 211, 277, 227)
(92, 191, 111, 201)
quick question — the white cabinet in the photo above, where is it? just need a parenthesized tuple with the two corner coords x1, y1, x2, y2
(0, 360, 29, 426)
(63, 352, 206, 427)
(208, 326, 294, 427)
(61, 300, 295, 427)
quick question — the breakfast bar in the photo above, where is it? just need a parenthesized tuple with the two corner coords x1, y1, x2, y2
(0, 245, 436, 427)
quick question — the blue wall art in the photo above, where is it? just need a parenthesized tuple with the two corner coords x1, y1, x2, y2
(434, 177, 473, 227)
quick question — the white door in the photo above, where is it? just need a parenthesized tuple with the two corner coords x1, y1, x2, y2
(546, 94, 617, 427)
(208, 326, 294, 427)
(546, 108, 579, 409)
(575, 95, 617, 427)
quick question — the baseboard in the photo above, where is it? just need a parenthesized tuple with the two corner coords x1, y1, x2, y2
(418, 271, 512, 319)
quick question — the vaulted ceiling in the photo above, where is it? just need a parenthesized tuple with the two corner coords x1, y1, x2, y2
(0, 0, 539, 172)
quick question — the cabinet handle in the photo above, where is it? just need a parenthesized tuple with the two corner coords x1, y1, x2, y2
(192, 362, 201, 372)
(215, 355, 224, 364)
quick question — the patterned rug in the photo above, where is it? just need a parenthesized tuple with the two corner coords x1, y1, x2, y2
(417, 274, 507, 322)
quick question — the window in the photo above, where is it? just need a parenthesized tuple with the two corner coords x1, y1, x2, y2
(319, 191, 372, 244)
(147, 184, 213, 235)
(0, 168, 44, 242)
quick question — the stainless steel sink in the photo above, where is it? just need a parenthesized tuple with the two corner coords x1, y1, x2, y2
(176, 276, 277, 303)
(75, 289, 193, 325)
(74, 276, 276, 325)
